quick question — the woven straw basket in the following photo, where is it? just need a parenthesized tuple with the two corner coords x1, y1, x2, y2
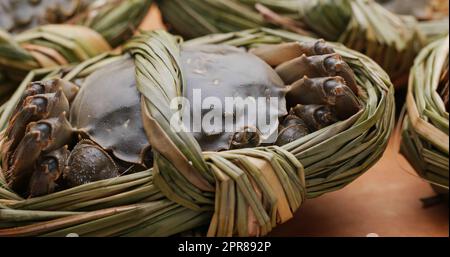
(0, 28, 395, 237)
(400, 35, 449, 195)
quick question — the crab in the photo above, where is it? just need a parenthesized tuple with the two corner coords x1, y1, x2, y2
(1, 39, 361, 198)
(1, 57, 151, 198)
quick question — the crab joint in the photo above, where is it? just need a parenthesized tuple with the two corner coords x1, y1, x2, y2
(230, 127, 262, 149)
(5, 113, 73, 193)
(249, 39, 335, 67)
(28, 147, 70, 197)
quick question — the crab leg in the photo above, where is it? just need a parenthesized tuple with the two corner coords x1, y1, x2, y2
(250, 40, 335, 67)
(275, 53, 358, 94)
(28, 147, 70, 197)
(230, 127, 262, 150)
(6, 113, 73, 193)
(287, 76, 361, 119)
(276, 115, 310, 146)
(4, 90, 70, 155)
(57, 79, 80, 103)
(291, 104, 338, 131)
(11, 80, 76, 116)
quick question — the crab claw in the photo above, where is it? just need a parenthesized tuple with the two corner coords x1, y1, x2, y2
(12, 79, 76, 116)
(287, 76, 361, 119)
(230, 126, 262, 150)
(12, 81, 57, 116)
(2, 84, 70, 165)
(6, 113, 73, 193)
(291, 104, 338, 131)
(276, 115, 310, 146)
(28, 147, 70, 198)
(63, 140, 119, 188)
(250, 39, 335, 67)
(275, 53, 359, 95)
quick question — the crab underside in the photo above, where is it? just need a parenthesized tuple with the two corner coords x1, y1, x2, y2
(1, 39, 362, 198)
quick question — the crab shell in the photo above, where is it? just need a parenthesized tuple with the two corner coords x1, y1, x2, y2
(180, 45, 287, 151)
(70, 55, 152, 166)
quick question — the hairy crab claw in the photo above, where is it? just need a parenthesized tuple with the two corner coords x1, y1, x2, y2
(0, 0, 87, 32)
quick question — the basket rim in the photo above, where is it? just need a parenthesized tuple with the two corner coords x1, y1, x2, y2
(405, 35, 449, 153)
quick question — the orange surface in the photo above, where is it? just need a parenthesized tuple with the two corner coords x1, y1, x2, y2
(270, 134, 449, 237)
(138, 5, 166, 31)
